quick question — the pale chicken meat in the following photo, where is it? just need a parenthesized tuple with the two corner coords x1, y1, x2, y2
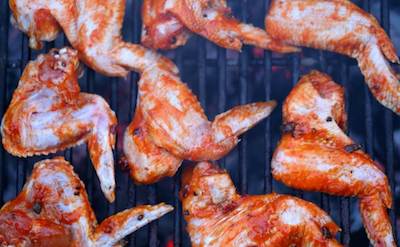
(141, 0, 299, 52)
(265, 0, 400, 115)
(123, 67, 276, 184)
(0, 157, 173, 247)
(9, 0, 178, 77)
(271, 71, 395, 247)
(180, 161, 342, 246)
(1, 48, 118, 202)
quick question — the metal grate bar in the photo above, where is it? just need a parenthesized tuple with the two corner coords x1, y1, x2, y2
(239, 0, 249, 194)
(0, 1, 399, 246)
(85, 70, 95, 201)
(362, 2, 375, 245)
(291, 48, 302, 200)
(16, 32, 30, 195)
(0, 0, 8, 205)
(318, 50, 331, 214)
(363, 0, 374, 158)
(127, 0, 141, 245)
(217, 47, 227, 168)
(263, 0, 273, 194)
(198, 39, 207, 108)
(148, 185, 158, 247)
(173, 173, 182, 247)
(381, 0, 399, 242)
(110, 78, 119, 216)
(340, 59, 351, 247)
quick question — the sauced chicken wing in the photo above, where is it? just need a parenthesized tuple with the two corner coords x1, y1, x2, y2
(271, 71, 395, 247)
(180, 162, 342, 247)
(141, 0, 298, 52)
(129, 1, 273, 184)
(1, 48, 118, 202)
(265, 0, 400, 115)
(123, 68, 276, 184)
(0, 157, 173, 247)
(9, 0, 178, 77)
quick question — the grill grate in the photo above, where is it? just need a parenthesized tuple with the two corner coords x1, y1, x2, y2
(0, 0, 399, 246)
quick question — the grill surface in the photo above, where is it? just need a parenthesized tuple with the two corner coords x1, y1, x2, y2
(0, 0, 400, 246)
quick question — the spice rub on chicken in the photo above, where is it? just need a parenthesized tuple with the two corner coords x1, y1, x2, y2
(180, 161, 342, 246)
(1, 48, 117, 202)
(0, 157, 173, 247)
(141, 0, 299, 52)
(272, 71, 395, 247)
(265, 0, 400, 115)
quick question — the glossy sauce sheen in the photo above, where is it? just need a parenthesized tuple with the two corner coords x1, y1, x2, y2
(271, 71, 395, 246)
(141, 0, 298, 52)
(181, 162, 342, 246)
(0, 157, 173, 247)
(1, 48, 117, 202)
(123, 66, 277, 184)
(265, 0, 400, 115)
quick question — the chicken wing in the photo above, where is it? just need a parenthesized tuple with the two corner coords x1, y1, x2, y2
(141, 0, 298, 52)
(180, 161, 342, 246)
(271, 71, 395, 247)
(265, 0, 400, 115)
(0, 157, 173, 247)
(123, 68, 276, 184)
(9, 0, 178, 77)
(1, 47, 118, 202)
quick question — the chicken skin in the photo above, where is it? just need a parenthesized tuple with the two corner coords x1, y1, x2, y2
(123, 67, 276, 184)
(180, 161, 342, 247)
(1, 47, 118, 202)
(271, 71, 395, 247)
(265, 0, 400, 115)
(9, 0, 178, 77)
(0, 157, 173, 247)
(141, 0, 298, 52)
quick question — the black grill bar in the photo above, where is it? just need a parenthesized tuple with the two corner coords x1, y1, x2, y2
(0, 0, 8, 206)
(318, 50, 331, 216)
(127, 0, 140, 245)
(239, 0, 249, 194)
(198, 39, 207, 108)
(217, 47, 227, 169)
(382, 0, 398, 242)
(340, 59, 351, 247)
(264, 0, 273, 194)
(0, 1, 399, 246)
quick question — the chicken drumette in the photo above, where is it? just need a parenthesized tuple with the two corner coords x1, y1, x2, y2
(141, 0, 298, 52)
(272, 71, 395, 246)
(9, 0, 178, 77)
(180, 161, 342, 246)
(0, 157, 173, 247)
(123, 67, 276, 184)
(265, 0, 400, 115)
(1, 47, 118, 202)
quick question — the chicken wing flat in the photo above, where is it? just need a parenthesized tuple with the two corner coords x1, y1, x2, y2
(265, 0, 400, 115)
(0, 157, 173, 247)
(180, 161, 342, 246)
(9, 0, 178, 77)
(123, 67, 276, 184)
(1, 47, 118, 202)
(141, 0, 298, 52)
(271, 71, 395, 246)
